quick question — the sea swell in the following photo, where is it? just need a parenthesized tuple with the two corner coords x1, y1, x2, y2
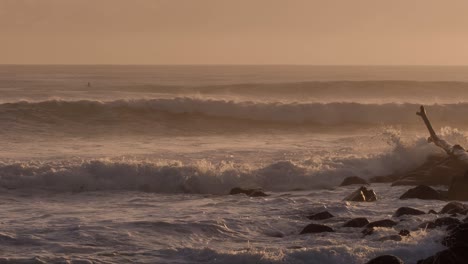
(2, 98, 468, 133)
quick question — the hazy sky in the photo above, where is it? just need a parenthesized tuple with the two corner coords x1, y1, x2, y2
(2, 0, 468, 65)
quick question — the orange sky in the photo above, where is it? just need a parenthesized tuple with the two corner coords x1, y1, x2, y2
(2, 0, 468, 65)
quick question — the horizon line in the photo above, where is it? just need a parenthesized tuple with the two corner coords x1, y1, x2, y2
(2, 63, 468, 67)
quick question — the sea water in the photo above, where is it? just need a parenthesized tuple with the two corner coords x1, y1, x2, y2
(1, 65, 468, 263)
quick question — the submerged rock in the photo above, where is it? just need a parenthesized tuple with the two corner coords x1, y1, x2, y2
(299, 223, 334, 234)
(366, 219, 398, 229)
(229, 187, 268, 197)
(399, 229, 411, 237)
(394, 207, 425, 217)
(366, 255, 404, 264)
(343, 217, 370, 228)
(440, 202, 468, 215)
(340, 176, 369, 186)
(307, 211, 334, 221)
(344, 186, 377, 202)
(377, 235, 402, 242)
(399, 185, 443, 200)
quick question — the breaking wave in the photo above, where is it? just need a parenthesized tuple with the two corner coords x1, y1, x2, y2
(0, 130, 455, 194)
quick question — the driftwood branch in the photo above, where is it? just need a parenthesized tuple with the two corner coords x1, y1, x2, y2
(416, 106, 438, 142)
(417, 105, 468, 163)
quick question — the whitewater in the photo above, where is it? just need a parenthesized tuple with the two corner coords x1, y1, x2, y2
(1, 65, 468, 263)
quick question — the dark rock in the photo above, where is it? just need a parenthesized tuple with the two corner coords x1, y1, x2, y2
(299, 223, 334, 234)
(399, 229, 411, 237)
(378, 235, 402, 242)
(229, 187, 268, 197)
(362, 227, 374, 236)
(417, 246, 468, 264)
(428, 210, 438, 214)
(343, 217, 370, 228)
(394, 207, 425, 217)
(340, 176, 369, 186)
(344, 186, 377, 202)
(419, 218, 462, 230)
(442, 223, 468, 248)
(366, 219, 398, 229)
(435, 217, 462, 227)
(399, 185, 443, 200)
(366, 255, 404, 264)
(464, 217, 468, 223)
(307, 211, 334, 221)
(440, 202, 468, 215)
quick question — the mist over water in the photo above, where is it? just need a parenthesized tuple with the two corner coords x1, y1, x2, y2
(2, 65, 468, 263)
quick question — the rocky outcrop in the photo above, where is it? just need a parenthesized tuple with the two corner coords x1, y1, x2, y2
(343, 217, 370, 228)
(340, 176, 369, 186)
(393, 207, 425, 217)
(366, 255, 404, 264)
(344, 186, 377, 202)
(399, 185, 444, 200)
(307, 211, 334, 220)
(390, 155, 463, 187)
(229, 187, 268, 197)
(440, 202, 468, 215)
(300, 223, 334, 235)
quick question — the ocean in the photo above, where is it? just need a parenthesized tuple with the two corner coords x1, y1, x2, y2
(1, 65, 468, 263)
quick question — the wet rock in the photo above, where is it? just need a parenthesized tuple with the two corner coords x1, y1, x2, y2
(366, 219, 398, 229)
(419, 218, 461, 230)
(435, 217, 462, 227)
(362, 227, 374, 236)
(399, 229, 411, 237)
(340, 176, 369, 186)
(366, 255, 404, 264)
(440, 202, 468, 215)
(229, 187, 268, 197)
(394, 207, 425, 217)
(417, 246, 468, 264)
(307, 211, 334, 221)
(300, 223, 334, 234)
(343, 217, 370, 228)
(399, 185, 443, 200)
(442, 223, 468, 248)
(428, 209, 438, 214)
(344, 186, 377, 202)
